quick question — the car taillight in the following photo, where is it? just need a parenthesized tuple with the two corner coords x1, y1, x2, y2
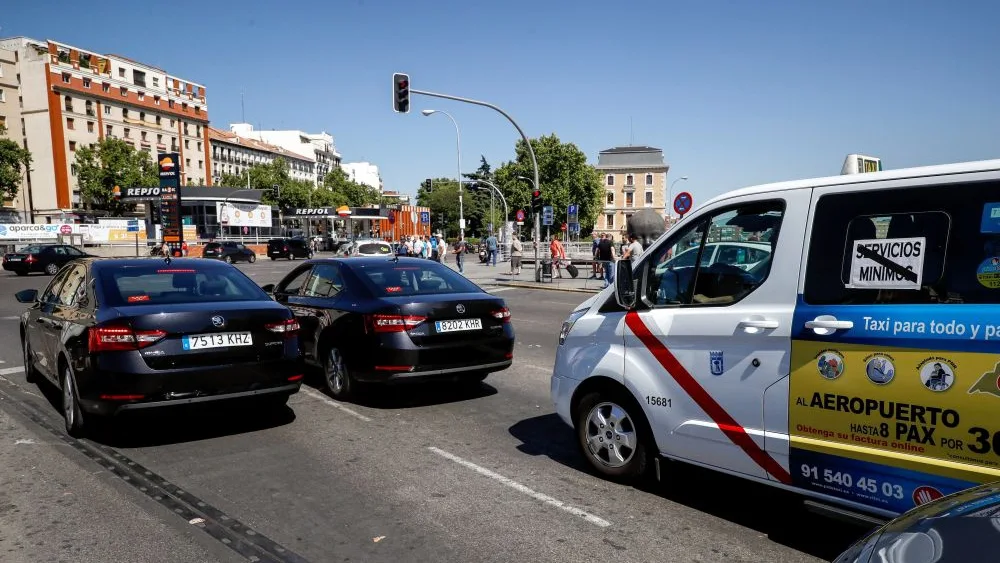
(25, 254, 35, 263)
(491, 307, 512, 323)
(88, 324, 166, 353)
(283, 246, 289, 252)
(364, 314, 426, 333)
(265, 318, 300, 337)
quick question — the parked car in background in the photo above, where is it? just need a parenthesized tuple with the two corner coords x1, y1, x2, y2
(17, 257, 304, 437)
(3, 244, 93, 276)
(267, 238, 313, 260)
(263, 257, 514, 400)
(202, 241, 257, 263)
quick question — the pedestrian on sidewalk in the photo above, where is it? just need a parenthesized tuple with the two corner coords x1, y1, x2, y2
(549, 234, 566, 279)
(597, 233, 616, 289)
(430, 235, 440, 262)
(453, 237, 468, 274)
(623, 233, 644, 267)
(510, 236, 523, 275)
(485, 232, 499, 266)
(591, 233, 602, 279)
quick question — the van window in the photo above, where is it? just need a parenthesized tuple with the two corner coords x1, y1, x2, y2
(644, 200, 784, 306)
(803, 181, 1000, 305)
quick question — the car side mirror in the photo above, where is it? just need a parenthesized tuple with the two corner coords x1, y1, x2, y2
(261, 283, 275, 294)
(614, 260, 637, 309)
(15, 289, 38, 304)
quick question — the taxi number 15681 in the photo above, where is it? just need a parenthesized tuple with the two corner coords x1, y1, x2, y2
(646, 396, 671, 407)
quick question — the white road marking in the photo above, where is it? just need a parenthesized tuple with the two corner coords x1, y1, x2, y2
(521, 364, 551, 373)
(427, 446, 611, 528)
(301, 387, 372, 422)
(486, 287, 514, 293)
(0, 366, 25, 375)
(0, 367, 41, 398)
(0, 316, 20, 320)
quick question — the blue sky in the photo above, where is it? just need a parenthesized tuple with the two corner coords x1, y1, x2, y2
(5, 1, 999, 205)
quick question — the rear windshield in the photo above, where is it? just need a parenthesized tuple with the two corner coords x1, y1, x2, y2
(204, 243, 222, 250)
(352, 262, 482, 296)
(268, 239, 286, 247)
(99, 265, 268, 306)
(358, 243, 392, 254)
(17, 245, 43, 254)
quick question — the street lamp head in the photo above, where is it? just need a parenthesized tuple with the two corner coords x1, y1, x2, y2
(421, 109, 436, 116)
(680, 176, 689, 180)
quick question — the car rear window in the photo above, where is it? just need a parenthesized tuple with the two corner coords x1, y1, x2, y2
(352, 262, 482, 296)
(358, 243, 392, 254)
(268, 239, 286, 247)
(204, 243, 222, 250)
(99, 264, 268, 306)
(17, 245, 43, 254)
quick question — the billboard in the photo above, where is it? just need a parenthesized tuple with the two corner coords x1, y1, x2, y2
(217, 202, 273, 228)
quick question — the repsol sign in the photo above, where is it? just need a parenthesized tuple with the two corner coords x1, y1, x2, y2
(115, 186, 162, 200)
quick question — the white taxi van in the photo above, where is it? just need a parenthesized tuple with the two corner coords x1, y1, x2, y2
(552, 156, 1000, 520)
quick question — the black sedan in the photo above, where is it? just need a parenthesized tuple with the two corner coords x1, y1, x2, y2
(263, 256, 514, 400)
(836, 481, 1000, 562)
(202, 241, 257, 263)
(18, 257, 304, 437)
(3, 244, 93, 276)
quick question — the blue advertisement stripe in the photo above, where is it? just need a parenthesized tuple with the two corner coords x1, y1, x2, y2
(793, 297, 1000, 354)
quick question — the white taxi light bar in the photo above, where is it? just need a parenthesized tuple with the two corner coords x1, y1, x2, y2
(842, 154, 883, 175)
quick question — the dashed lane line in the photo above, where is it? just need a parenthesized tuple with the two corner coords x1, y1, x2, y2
(427, 446, 611, 528)
(0, 366, 25, 375)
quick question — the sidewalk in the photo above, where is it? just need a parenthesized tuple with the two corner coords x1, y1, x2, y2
(441, 256, 606, 294)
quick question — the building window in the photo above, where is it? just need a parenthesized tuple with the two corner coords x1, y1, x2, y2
(155, 115, 161, 125)
(69, 141, 77, 152)
(66, 117, 75, 130)
(154, 96, 161, 105)
(83, 77, 91, 89)
(645, 173, 653, 185)
(195, 106, 201, 115)
(157, 134, 163, 144)
(141, 131, 147, 141)
(106, 125, 113, 137)
(104, 105, 110, 115)
(118, 67, 126, 78)
(139, 111, 145, 122)
(85, 100, 93, 116)
(606, 214, 615, 229)
(61, 73, 71, 84)
(606, 192, 614, 205)
(168, 100, 174, 109)
(122, 108, 129, 118)
(132, 70, 146, 88)
(182, 102, 187, 111)
(169, 119, 175, 127)
(625, 192, 634, 207)
(183, 124, 189, 136)
(606, 175, 614, 186)
(171, 137, 176, 149)
(120, 86, 127, 97)
(0, 115, 6, 129)
(184, 139, 190, 149)
(137, 91, 145, 101)
(124, 128, 131, 138)
(198, 160, 203, 169)
(625, 174, 634, 186)
(102, 83, 110, 93)
(87, 121, 94, 133)
(64, 95, 73, 111)
(152, 77, 159, 87)
(186, 158, 191, 169)
(71, 164, 78, 177)
(197, 141, 202, 151)
(645, 191, 653, 206)
(196, 125, 201, 136)
(0, 90, 4, 103)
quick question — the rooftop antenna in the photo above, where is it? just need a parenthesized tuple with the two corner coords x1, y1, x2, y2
(241, 88, 246, 123)
(629, 117, 633, 146)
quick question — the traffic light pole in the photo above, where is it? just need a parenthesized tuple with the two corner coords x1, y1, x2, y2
(409, 88, 540, 267)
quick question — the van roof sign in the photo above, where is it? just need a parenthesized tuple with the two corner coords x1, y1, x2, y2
(842, 154, 883, 175)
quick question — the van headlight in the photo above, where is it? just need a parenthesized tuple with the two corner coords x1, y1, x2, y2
(558, 308, 589, 346)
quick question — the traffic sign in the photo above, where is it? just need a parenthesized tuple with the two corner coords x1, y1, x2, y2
(59, 224, 72, 235)
(126, 220, 140, 233)
(673, 191, 693, 216)
(515, 209, 525, 222)
(542, 205, 554, 226)
(561, 224, 567, 231)
(420, 211, 430, 224)
(567, 204, 578, 224)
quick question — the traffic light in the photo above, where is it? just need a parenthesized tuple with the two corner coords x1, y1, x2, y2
(531, 188, 542, 212)
(423, 178, 431, 190)
(392, 73, 410, 113)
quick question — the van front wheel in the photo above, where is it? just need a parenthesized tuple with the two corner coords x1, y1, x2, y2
(575, 391, 649, 482)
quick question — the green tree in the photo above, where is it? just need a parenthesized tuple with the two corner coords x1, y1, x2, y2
(493, 134, 602, 234)
(75, 138, 158, 216)
(0, 125, 32, 202)
(323, 167, 380, 207)
(416, 177, 462, 238)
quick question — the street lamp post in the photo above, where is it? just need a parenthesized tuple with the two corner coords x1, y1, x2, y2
(421, 109, 464, 241)
(465, 179, 508, 246)
(667, 176, 689, 220)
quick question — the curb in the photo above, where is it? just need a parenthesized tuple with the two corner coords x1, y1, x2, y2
(493, 281, 601, 294)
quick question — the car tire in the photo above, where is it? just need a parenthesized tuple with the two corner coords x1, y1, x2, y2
(22, 336, 37, 384)
(45, 262, 59, 275)
(248, 254, 256, 263)
(574, 390, 650, 482)
(62, 363, 87, 438)
(324, 347, 354, 401)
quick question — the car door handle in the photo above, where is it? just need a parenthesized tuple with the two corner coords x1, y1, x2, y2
(739, 319, 779, 330)
(805, 319, 854, 330)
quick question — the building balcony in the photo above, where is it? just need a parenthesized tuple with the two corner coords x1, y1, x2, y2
(621, 184, 636, 192)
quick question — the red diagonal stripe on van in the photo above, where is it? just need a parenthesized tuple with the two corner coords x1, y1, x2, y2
(625, 311, 792, 484)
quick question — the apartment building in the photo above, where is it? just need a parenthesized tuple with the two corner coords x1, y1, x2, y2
(341, 161, 382, 191)
(0, 45, 26, 221)
(0, 37, 211, 221)
(594, 145, 670, 237)
(209, 127, 314, 185)
(229, 123, 340, 185)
